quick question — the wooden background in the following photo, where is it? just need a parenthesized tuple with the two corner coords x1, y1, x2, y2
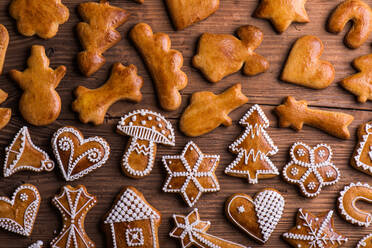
(0, 0, 371, 247)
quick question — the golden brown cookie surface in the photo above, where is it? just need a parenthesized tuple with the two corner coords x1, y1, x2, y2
(351, 121, 372, 175)
(0, 89, 11, 131)
(0, 24, 8, 75)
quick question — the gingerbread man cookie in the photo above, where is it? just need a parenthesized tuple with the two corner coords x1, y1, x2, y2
(283, 208, 348, 248)
(0, 184, 41, 236)
(73, 63, 143, 125)
(281, 35, 335, 89)
(225, 189, 284, 243)
(9, 45, 66, 126)
(130, 23, 188, 111)
(103, 186, 161, 248)
(357, 233, 372, 248)
(3, 126, 54, 177)
(180, 83, 248, 137)
(51, 185, 96, 248)
(162, 141, 220, 207)
(352, 121, 372, 175)
(193, 25, 269, 83)
(77, 0, 129, 76)
(254, 0, 309, 33)
(9, 0, 69, 39)
(283, 142, 340, 198)
(51, 126, 110, 181)
(0, 89, 11, 131)
(225, 104, 279, 184)
(328, 0, 372, 49)
(0, 24, 8, 75)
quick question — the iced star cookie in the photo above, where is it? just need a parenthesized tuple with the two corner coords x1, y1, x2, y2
(351, 121, 372, 175)
(162, 141, 220, 207)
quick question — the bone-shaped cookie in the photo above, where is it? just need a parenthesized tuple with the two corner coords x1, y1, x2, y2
(193, 25, 269, 83)
(0, 89, 11, 130)
(275, 96, 354, 139)
(180, 83, 248, 137)
(73, 63, 143, 125)
(0, 24, 9, 75)
(328, 0, 372, 49)
(130, 23, 188, 111)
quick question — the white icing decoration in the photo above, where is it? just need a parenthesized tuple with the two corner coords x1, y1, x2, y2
(20, 193, 28, 202)
(126, 228, 144, 246)
(291, 167, 299, 176)
(297, 149, 306, 157)
(307, 182, 316, 190)
(354, 123, 372, 174)
(237, 206, 245, 214)
(369, 146, 372, 161)
(357, 233, 372, 248)
(318, 150, 326, 158)
(326, 170, 334, 178)
(28, 241, 43, 248)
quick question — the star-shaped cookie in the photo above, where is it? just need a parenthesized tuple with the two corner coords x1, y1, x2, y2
(162, 141, 220, 207)
(254, 0, 309, 33)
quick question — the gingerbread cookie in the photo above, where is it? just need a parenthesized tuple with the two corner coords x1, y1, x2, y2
(0, 184, 40, 236)
(162, 141, 220, 207)
(357, 233, 372, 248)
(9, 0, 69, 39)
(281, 36, 335, 89)
(117, 109, 175, 178)
(51, 126, 110, 181)
(328, 0, 372, 49)
(133, 0, 144, 3)
(225, 104, 279, 184)
(28, 241, 43, 248)
(3, 126, 54, 177)
(73, 63, 143, 125)
(275, 96, 354, 139)
(165, 0, 219, 30)
(254, 0, 309, 33)
(193, 25, 269, 83)
(352, 121, 372, 175)
(51, 185, 96, 248)
(225, 189, 284, 243)
(171, 208, 247, 248)
(130, 23, 188, 111)
(77, 0, 129, 76)
(0, 24, 8, 75)
(180, 83, 248, 137)
(340, 54, 372, 103)
(283, 209, 348, 248)
(283, 142, 340, 198)
(103, 186, 161, 248)
(0, 89, 11, 131)
(9, 45, 65, 126)
(338, 182, 372, 227)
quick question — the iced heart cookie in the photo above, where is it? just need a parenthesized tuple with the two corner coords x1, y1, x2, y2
(3, 126, 54, 177)
(328, 0, 372, 49)
(0, 89, 11, 131)
(130, 23, 188, 111)
(283, 209, 348, 248)
(351, 121, 372, 175)
(225, 189, 284, 243)
(180, 83, 249, 137)
(0, 184, 40, 236)
(117, 109, 175, 178)
(281, 36, 335, 89)
(51, 126, 110, 181)
(103, 186, 161, 248)
(338, 182, 372, 227)
(357, 233, 372, 248)
(0, 24, 8, 75)
(165, 0, 219, 30)
(9, 0, 69, 39)
(9, 45, 66, 126)
(193, 25, 269, 83)
(283, 142, 340, 198)
(225, 104, 279, 184)
(73, 63, 143, 125)
(51, 185, 96, 248)
(254, 0, 309, 33)
(77, 0, 129, 76)
(28, 241, 43, 248)
(171, 208, 247, 248)
(162, 141, 220, 207)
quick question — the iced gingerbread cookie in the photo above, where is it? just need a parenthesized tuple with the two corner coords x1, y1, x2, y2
(0, 24, 8, 75)
(357, 233, 372, 248)
(171, 208, 247, 248)
(0, 184, 40, 236)
(103, 186, 161, 248)
(117, 109, 175, 178)
(51, 126, 110, 181)
(51, 185, 97, 248)
(225, 104, 279, 184)
(283, 208, 348, 248)
(3, 126, 54, 177)
(0, 89, 11, 131)
(162, 141, 220, 207)
(283, 142, 340, 198)
(225, 188, 284, 243)
(351, 121, 372, 175)
(28, 241, 43, 248)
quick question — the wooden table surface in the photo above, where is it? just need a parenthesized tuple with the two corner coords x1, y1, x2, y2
(0, 0, 372, 247)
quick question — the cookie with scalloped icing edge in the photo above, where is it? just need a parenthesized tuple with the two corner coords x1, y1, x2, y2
(357, 233, 372, 248)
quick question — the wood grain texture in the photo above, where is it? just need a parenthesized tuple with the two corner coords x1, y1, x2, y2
(0, 0, 371, 247)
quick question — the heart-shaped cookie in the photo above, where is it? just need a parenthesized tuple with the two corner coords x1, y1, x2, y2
(0, 184, 41, 236)
(281, 35, 335, 89)
(225, 189, 284, 243)
(51, 126, 110, 181)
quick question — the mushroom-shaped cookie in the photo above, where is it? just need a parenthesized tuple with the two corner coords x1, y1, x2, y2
(117, 109, 175, 178)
